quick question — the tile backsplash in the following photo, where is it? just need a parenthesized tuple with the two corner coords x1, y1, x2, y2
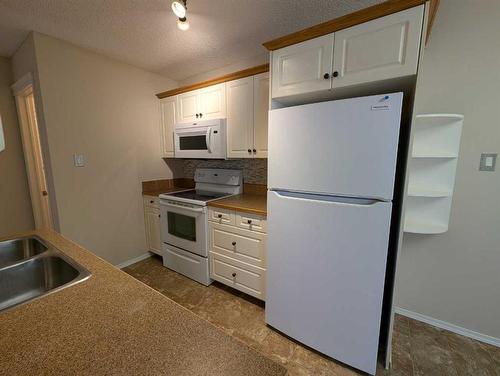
(182, 159, 267, 185)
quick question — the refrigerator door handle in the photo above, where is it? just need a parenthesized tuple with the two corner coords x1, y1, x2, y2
(271, 189, 386, 206)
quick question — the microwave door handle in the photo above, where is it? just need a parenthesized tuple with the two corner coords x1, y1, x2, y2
(206, 127, 212, 153)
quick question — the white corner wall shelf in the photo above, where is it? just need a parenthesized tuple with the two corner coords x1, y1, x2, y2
(404, 114, 464, 234)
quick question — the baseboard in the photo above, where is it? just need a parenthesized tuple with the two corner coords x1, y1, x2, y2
(395, 307, 500, 348)
(115, 252, 153, 269)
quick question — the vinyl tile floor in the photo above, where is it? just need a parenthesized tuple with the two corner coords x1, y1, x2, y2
(123, 256, 500, 376)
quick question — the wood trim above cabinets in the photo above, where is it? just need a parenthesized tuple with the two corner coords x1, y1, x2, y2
(262, 0, 439, 51)
(156, 64, 269, 99)
(425, 0, 440, 45)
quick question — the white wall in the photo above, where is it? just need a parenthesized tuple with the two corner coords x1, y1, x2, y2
(0, 56, 34, 236)
(395, 0, 500, 340)
(13, 32, 178, 265)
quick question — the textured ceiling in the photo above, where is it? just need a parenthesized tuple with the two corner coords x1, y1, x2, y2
(0, 0, 384, 81)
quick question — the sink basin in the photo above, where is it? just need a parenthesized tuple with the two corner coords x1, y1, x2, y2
(0, 239, 91, 313)
(0, 237, 48, 268)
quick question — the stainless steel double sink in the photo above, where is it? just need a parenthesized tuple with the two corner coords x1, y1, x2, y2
(0, 236, 91, 313)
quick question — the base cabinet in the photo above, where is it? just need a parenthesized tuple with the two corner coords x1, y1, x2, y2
(143, 196, 161, 255)
(208, 207, 267, 300)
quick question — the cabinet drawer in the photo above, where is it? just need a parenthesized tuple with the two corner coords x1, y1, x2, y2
(210, 252, 266, 300)
(209, 222, 266, 267)
(235, 212, 267, 233)
(143, 195, 159, 208)
(208, 207, 235, 225)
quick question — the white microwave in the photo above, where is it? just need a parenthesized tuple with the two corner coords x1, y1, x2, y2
(174, 119, 226, 159)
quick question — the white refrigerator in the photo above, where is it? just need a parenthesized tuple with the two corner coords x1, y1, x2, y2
(265, 93, 403, 375)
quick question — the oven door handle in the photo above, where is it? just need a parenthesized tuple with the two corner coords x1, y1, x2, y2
(205, 127, 212, 154)
(161, 201, 205, 213)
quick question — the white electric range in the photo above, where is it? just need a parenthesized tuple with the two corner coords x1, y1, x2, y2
(159, 168, 243, 285)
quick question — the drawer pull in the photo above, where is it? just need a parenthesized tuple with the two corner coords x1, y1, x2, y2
(217, 214, 223, 218)
(150, 200, 154, 204)
(232, 272, 236, 278)
(247, 219, 252, 224)
(232, 241, 236, 246)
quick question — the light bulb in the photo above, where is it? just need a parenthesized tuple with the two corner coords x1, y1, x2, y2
(171, 1, 186, 18)
(177, 18, 190, 31)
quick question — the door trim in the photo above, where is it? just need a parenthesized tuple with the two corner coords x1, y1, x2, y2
(12, 74, 53, 230)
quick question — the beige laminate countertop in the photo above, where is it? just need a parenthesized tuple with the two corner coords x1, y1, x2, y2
(0, 230, 285, 376)
(208, 193, 267, 216)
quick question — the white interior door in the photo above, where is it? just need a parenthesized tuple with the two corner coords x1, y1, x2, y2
(266, 190, 392, 375)
(271, 34, 334, 99)
(199, 83, 226, 120)
(226, 77, 254, 158)
(253, 72, 269, 158)
(177, 91, 199, 123)
(268, 93, 403, 200)
(332, 5, 424, 88)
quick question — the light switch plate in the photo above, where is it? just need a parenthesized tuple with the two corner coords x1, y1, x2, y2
(479, 153, 497, 172)
(73, 153, 85, 167)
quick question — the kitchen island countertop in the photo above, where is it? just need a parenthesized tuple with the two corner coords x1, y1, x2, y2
(0, 229, 285, 376)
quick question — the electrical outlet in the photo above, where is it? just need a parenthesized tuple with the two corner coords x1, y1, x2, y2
(73, 153, 85, 167)
(479, 153, 496, 172)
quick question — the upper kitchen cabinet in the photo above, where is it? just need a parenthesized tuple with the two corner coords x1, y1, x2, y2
(160, 96, 176, 157)
(271, 34, 334, 99)
(253, 72, 269, 158)
(332, 6, 424, 89)
(270, 5, 424, 100)
(226, 72, 269, 159)
(226, 76, 254, 158)
(177, 83, 226, 123)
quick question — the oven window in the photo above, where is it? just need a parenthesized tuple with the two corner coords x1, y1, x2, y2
(179, 135, 207, 150)
(167, 212, 196, 241)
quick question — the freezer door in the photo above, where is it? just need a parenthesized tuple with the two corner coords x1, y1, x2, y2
(265, 190, 392, 375)
(268, 93, 402, 200)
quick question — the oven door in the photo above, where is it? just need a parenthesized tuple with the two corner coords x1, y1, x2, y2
(174, 122, 225, 159)
(160, 200, 208, 257)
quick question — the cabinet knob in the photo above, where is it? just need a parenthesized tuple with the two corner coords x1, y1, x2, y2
(323, 73, 330, 79)
(158, 214, 161, 218)
(232, 241, 236, 246)
(332, 71, 339, 78)
(247, 219, 252, 224)
(196, 113, 199, 118)
(232, 272, 236, 278)
(253, 149, 256, 153)
(217, 214, 222, 218)
(199, 113, 203, 118)
(247, 149, 252, 153)
(150, 200, 154, 204)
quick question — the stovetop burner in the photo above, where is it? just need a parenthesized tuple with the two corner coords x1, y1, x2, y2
(167, 189, 232, 202)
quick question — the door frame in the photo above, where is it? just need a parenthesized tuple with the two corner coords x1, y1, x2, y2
(11, 73, 53, 229)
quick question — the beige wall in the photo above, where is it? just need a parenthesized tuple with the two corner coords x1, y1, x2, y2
(395, 0, 500, 340)
(0, 56, 34, 235)
(12, 33, 178, 265)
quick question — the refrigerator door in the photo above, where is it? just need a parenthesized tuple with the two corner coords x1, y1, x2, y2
(268, 93, 403, 201)
(265, 190, 392, 375)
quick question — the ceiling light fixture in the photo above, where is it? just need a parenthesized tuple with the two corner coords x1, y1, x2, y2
(177, 17, 190, 31)
(172, 0, 189, 31)
(171, 1, 186, 18)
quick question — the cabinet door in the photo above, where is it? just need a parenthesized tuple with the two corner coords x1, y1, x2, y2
(160, 97, 176, 157)
(332, 5, 424, 89)
(253, 72, 269, 158)
(145, 206, 161, 254)
(271, 34, 334, 99)
(177, 90, 199, 123)
(199, 83, 226, 120)
(226, 77, 254, 158)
